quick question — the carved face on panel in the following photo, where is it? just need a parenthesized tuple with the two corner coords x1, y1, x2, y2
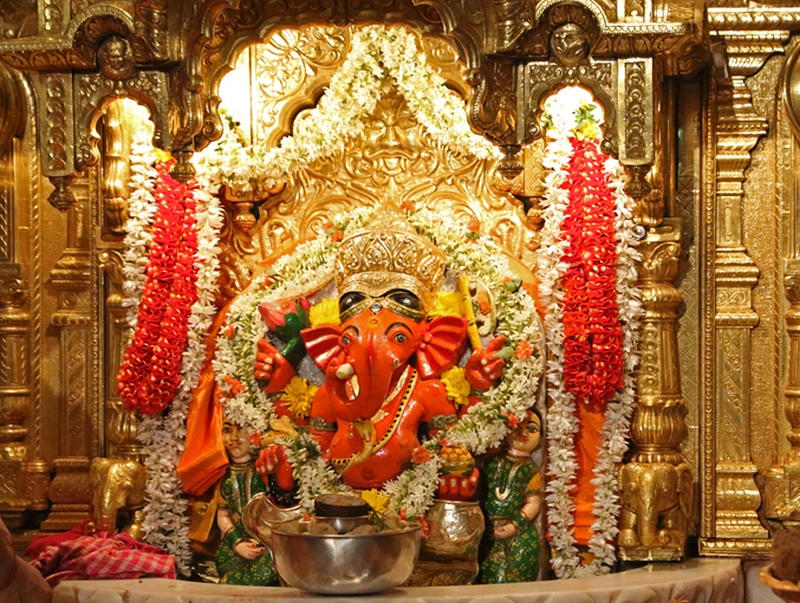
(99, 36, 135, 80)
(550, 23, 589, 66)
(361, 93, 422, 178)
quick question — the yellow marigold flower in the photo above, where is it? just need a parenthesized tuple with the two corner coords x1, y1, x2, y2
(282, 376, 317, 419)
(441, 366, 471, 406)
(361, 489, 390, 514)
(576, 121, 601, 141)
(153, 148, 173, 163)
(309, 298, 340, 327)
(428, 291, 463, 318)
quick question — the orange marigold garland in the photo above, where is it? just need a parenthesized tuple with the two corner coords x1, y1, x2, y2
(560, 137, 624, 409)
(117, 161, 200, 414)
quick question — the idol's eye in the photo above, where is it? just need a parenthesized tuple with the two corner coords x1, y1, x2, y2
(339, 291, 366, 315)
(342, 335, 350, 345)
(394, 333, 407, 343)
(386, 289, 422, 312)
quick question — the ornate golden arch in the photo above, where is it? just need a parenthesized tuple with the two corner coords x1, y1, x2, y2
(212, 24, 538, 301)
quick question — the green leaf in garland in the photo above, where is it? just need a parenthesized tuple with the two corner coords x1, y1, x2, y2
(494, 346, 515, 360)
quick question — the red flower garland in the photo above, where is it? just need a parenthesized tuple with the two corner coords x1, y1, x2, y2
(560, 137, 624, 409)
(117, 162, 200, 414)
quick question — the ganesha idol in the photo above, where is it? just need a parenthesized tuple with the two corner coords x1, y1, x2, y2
(178, 210, 544, 586)
(254, 217, 504, 497)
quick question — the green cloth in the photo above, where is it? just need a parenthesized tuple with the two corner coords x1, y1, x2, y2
(215, 462, 279, 586)
(481, 455, 541, 584)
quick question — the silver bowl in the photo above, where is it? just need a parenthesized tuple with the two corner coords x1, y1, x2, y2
(271, 524, 421, 594)
(316, 514, 370, 534)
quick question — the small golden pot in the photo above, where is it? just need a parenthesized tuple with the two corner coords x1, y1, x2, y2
(422, 499, 485, 559)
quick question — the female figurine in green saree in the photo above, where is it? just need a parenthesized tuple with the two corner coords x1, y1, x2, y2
(481, 409, 543, 583)
(215, 421, 279, 585)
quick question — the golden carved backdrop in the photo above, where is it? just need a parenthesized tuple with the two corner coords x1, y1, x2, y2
(0, 0, 797, 572)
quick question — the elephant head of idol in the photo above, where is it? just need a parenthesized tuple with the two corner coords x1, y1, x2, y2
(301, 213, 466, 424)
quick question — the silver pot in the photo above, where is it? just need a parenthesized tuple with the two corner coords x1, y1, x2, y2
(271, 525, 421, 594)
(422, 499, 485, 559)
(242, 493, 304, 545)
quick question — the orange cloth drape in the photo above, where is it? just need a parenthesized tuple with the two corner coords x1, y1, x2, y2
(570, 402, 607, 545)
(176, 309, 230, 496)
(177, 239, 303, 496)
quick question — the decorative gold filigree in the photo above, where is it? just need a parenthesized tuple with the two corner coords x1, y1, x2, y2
(0, 12, 164, 71)
(42, 182, 98, 530)
(40, 74, 72, 174)
(75, 70, 168, 170)
(133, 0, 168, 61)
(619, 59, 651, 164)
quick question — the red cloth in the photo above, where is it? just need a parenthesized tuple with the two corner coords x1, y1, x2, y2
(24, 520, 93, 560)
(28, 531, 175, 586)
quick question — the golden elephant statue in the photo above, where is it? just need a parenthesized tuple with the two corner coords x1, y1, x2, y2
(618, 461, 692, 556)
(89, 457, 146, 533)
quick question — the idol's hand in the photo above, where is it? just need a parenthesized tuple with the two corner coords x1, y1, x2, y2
(493, 521, 517, 540)
(465, 335, 507, 391)
(254, 339, 296, 394)
(437, 467, 479, 501)
(256, 444, 295, 491)
(234, 539, 265, 560)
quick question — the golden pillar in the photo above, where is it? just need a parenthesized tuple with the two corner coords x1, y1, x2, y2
(92, 253, 146, 532)
(40, 185, 97, 531)
(0, 267, 32, 526)
(700, 28, 774, 552)
(619, 218, 693, 561)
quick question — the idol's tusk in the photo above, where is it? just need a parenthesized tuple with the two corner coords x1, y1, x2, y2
(336, 363, 355, 379)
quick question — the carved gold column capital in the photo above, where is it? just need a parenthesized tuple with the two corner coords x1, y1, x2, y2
(620, 218, 692, 562)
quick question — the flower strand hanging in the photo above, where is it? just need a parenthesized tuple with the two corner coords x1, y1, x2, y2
(538, 89, 642, 578)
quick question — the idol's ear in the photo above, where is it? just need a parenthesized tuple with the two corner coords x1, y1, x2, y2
(417, 315, 468, 379)
(300, 325, 343, 371)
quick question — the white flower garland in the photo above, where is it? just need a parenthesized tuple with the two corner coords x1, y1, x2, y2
(538, 90, 642, 578)
(133, 158, 225, 573)
(194, 25, 497, 193)
(120, 128, 157, 327)
(214, 206, 543, 518)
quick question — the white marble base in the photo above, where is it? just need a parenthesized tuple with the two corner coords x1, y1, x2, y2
(744, 560, 784, 603)
(52, 559, 744, 603)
